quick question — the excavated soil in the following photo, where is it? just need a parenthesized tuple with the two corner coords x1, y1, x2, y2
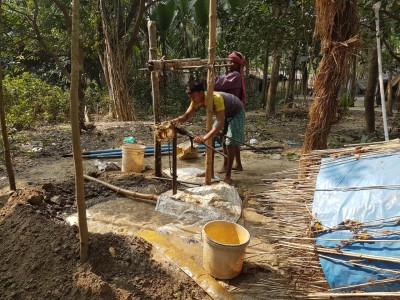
(0, 104, 395, 299)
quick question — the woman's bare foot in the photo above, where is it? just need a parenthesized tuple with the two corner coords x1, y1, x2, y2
(223, 177, 232, 185)
(232, 165, 243, 171)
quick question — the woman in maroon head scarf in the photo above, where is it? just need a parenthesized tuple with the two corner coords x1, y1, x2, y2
(214, 51, 247, 105)
(214, 51, 247, 172)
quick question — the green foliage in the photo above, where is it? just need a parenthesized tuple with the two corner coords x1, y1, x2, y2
(327, 136, 344, 149)
(255, 116, 266, 127)
(286, 152, 299, 160)
(3, 72, 69, 129)
(338, 93, 353, 113)
(245, 87, 264, 110)
(84, 80, 110, 115)
(159, 72, 189, 117)
(360, 133, 382, 144)
(152, 0, 176, 32)
(190, 0, 209, 27)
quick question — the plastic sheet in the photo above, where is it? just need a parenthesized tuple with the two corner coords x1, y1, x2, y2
(156, 171, 242, 226)
(313, 152, 400, 292)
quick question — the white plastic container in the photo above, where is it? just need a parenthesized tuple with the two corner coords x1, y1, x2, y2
(121, 144, 145, 173)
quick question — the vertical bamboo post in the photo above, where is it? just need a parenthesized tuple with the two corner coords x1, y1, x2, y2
(372, 1, 389, 141)
(172, 130, 177, 194)
(71, 0, 89, 262)
(148, 21, 162, 176)
(205, 0, 217, 185)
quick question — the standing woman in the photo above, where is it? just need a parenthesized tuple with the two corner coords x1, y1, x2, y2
(214, 51, 247, 171)
(215, 51, 247, 105)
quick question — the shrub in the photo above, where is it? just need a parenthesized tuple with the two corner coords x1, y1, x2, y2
(3, 72, 69, 129)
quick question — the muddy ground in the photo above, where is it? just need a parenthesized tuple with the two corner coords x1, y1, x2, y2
(0, 101, 396, 299)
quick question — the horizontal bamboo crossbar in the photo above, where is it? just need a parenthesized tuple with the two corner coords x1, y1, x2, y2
(147, 57, 232, 71)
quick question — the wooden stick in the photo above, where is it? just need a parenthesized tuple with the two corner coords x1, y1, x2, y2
(151, 176, 203, 186)
(220, 132, 283, 154)
(331, 277, 400, 292)
(306, 292, 400, 299)
(316, 247, 400, 264)
(318, 254, 400, 275)
(271, 235, 400, 244)
(83, 174, 158, 202)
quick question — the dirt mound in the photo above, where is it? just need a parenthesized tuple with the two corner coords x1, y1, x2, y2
(0, 189, 207, 300)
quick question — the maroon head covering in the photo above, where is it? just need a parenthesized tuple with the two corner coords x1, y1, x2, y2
(228, 51, 247, 105)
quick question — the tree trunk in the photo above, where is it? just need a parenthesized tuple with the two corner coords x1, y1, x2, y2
(364, 46, 378, 134)
(261, 51, 269, 109)
(0, 1, 16, 191)
(285, 46, 298, 103)
(97, 0, 144, 122)
(302, 0, 359, 153)
(103, 46, 134, 121)
(302, 61, 308, 98)
(348, 55, 357, 107)
(70, 0, 89, 262)
(266, 47, 282, 115)
(386, 72, 393, 117)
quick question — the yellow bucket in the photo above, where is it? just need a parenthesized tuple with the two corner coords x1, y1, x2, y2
(121, 144, 145, 173)
(202, 220, 250, 280)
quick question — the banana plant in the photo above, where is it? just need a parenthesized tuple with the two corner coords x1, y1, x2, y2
(151, 0, 176, 56)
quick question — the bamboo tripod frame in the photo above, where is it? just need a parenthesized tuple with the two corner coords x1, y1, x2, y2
(147, 0, 223, 185)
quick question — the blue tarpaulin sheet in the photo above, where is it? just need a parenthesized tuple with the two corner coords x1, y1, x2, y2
(313, 151, 400, 292)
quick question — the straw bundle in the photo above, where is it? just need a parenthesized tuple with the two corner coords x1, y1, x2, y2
(303, 0, 359, 154)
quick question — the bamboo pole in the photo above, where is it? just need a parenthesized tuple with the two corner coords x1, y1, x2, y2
(205, 0, 217, 185)
(373, 1, 389, 141)
(316, 247, 400, 264)
(148, 21, 162, 177)
(306, 292, 400, 299)
(70, 0, 89, 262)
(331, 277, 400, 292)
(83, 174, 158, 202)
(172, 130, 177, 194)
(147, 58, 231, 71)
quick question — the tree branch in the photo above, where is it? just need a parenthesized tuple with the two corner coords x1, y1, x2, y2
(382, 38, 400, 64)
(30, 0, 71, 80)
(51, 0, 72, 34)
(125, 0, 145, 57)
(380, 8, 400, 23)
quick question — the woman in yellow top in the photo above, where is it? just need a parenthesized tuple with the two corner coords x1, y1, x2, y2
(173, 81, 245, 184)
